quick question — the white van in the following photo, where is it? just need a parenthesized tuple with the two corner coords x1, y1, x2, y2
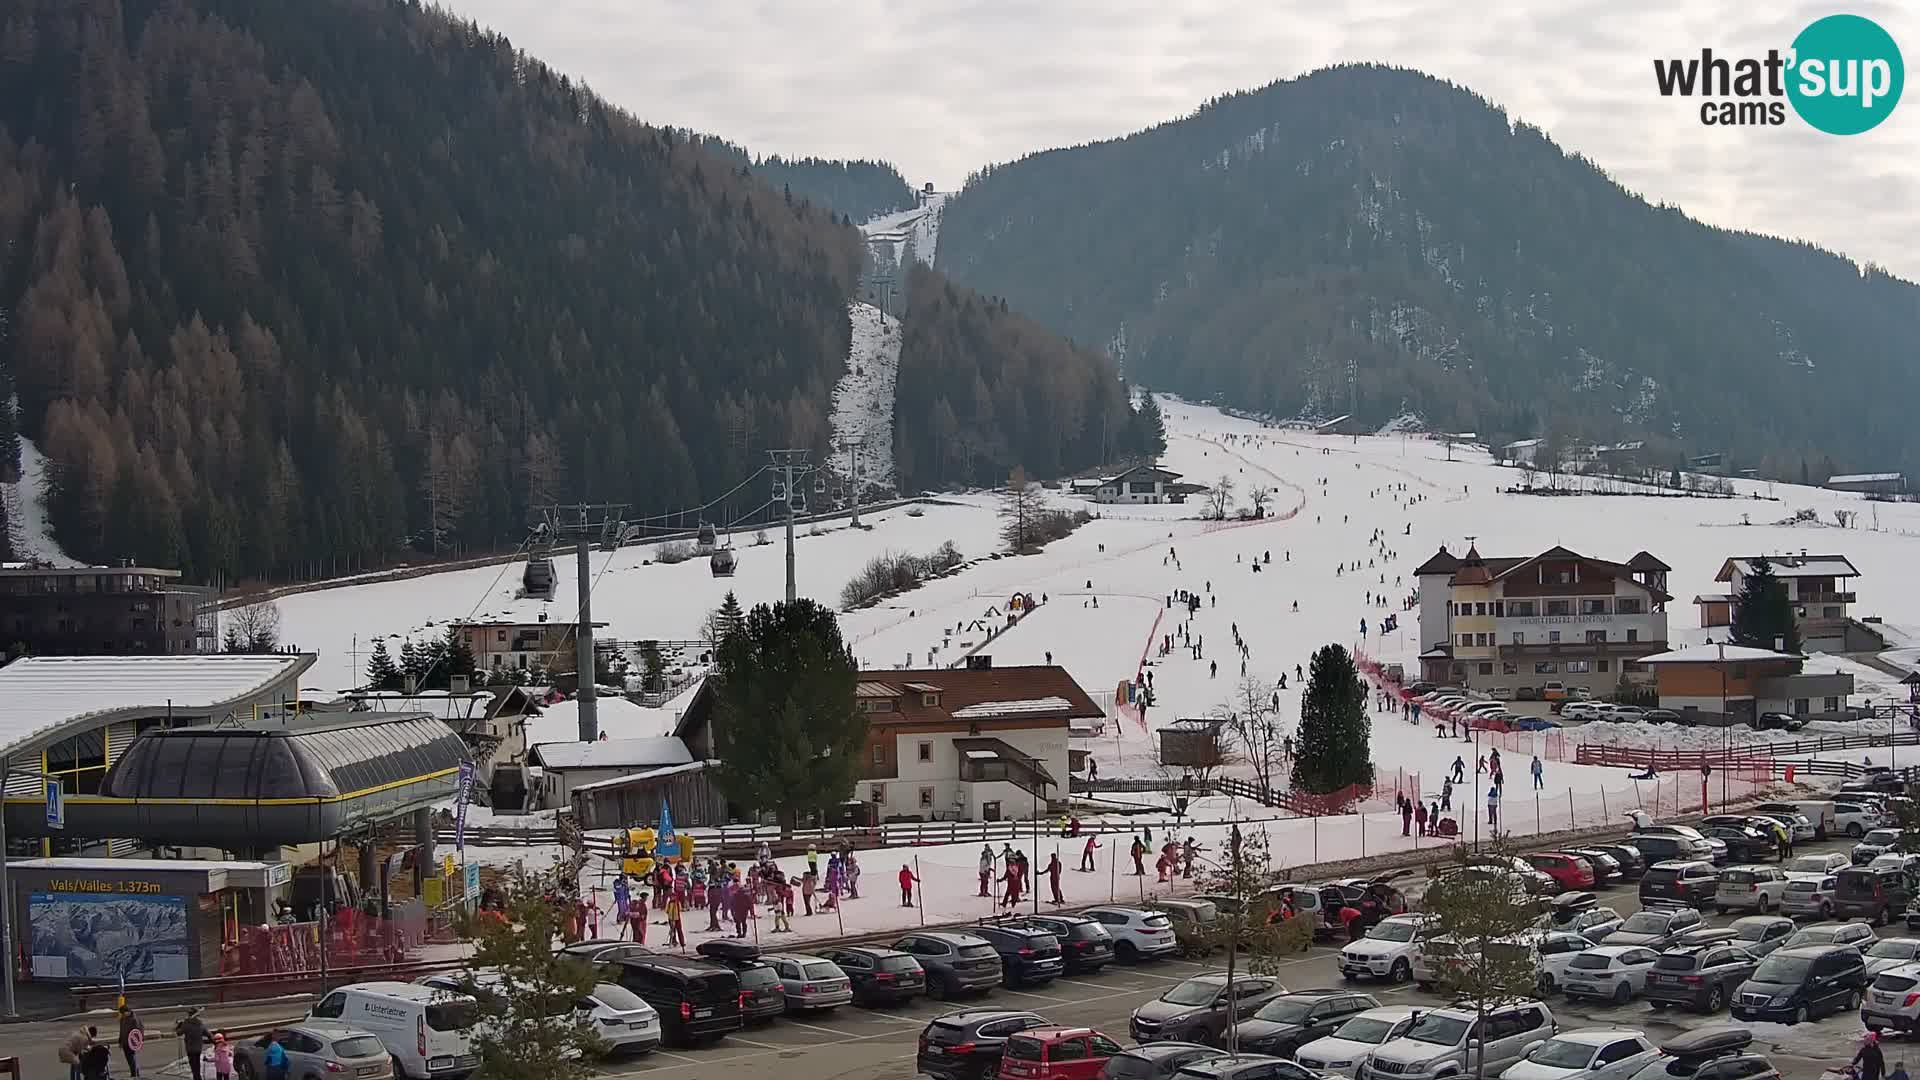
(308, 981, 479, 1079)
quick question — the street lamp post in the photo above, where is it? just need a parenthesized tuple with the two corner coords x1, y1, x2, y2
(1719, 642, 1728, 807)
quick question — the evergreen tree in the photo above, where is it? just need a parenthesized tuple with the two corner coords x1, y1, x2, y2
(716, 591, 744, 641)
(366, 638, 402, 691)
(1730, 556, 1802, 655)
(1291, 644, 1373, 793)
(399, 638, 429, 688)
(443, 626, 477, 686)
(1132, 391, 1168, 457)
(709, 598, 865, 831)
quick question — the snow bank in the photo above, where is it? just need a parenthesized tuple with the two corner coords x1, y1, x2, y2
(827, 302, 900, 496)
(2, 435, 80, 566)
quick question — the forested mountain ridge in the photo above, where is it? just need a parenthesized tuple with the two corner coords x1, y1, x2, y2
(0, 0, 866, 582)
(893, 264, 1161, 492)
(688, 136, 918, 224)
(937, 64, 1920, 475)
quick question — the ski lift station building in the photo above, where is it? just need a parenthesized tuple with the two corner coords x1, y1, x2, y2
(0, 654, 467, 860)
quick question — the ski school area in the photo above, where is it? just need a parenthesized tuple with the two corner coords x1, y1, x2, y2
(280, 395, 1920, 947)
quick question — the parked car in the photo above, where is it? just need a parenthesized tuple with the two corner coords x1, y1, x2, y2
(610, 956, 743, 1047)
(1782, 874, 1842, 921)
(1152, 899, 1222, 942)
(1586, 843, 1647, 880)
(1602, 905, 1703, 949)
(1610, 706, 1648, 722)
(1499, 1028, 1659, 1080)
(1757, 800, 1834, 840)
(1295, 1006, 1420, 1079)
(1644, 941, 1760, 1013)
(1836, 801, 1886, 838)
(560, 939, 653, 965)
(1863, 962, 1920, 1033)
(1234, 990, 1380, 1059)
(1714, 866, 1790, 913)
(971, 922, 1067, 987)
(1855, 828, 1905, 864)
(1624, 1027, 1779, 1080)
(1752, 811, 1815, 843)
(1732, 943, 1868, 1024)
(1561, 702, 1606, 721)
(1702, 826, 1773, 863)
(1841, 772, 1909, 796)
(1755, 711, 1808, 732)
(1527, 853, 1597, 893)
(1130, 973, 1286, 1045)
(1783, 921, 1877, 952)
(1173, 1055, 1324, 1080)
(759, 952, 853, 1011)
(1864, 937, 1920, 976)
(1642, 710, 1686, 726)
(999, 1026, 1128, 1080)
(1101, 1043, 1226, 1080)
(1640, 863, 1721, 908)
(233, 1024, 393, 1080)
(1360, 1000, 1556, 1080)
(1516, 687, 1540, 701)
(1419, 930, 1588, 996)
(1630, 826, 1715, 861)
(1543, 899, 1624, 944)
(1561, 946, 1661, 1005)
(1563, 849, 1623, 886)
(1338, 914, 1434, 982)
(896, 932, 1006, 999)
(817, 945, 926, 1005)
(1081, 906, 1181, 963)
(694, 941, 790, 1023)
(574, 982, 662, 1055)
(1833, 865, 1914, 925)
(918, 1010, 1048, 1080)
(1465, 855, 1559, 896)
(1020, 914, 1116, 974)
(1787, 852, 1852, 876)
(1726, 916, 1796, 958)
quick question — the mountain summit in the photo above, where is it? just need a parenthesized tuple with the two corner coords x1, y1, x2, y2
(938, 64, 1918, 473)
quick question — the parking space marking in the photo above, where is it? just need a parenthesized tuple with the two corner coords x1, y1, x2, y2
(998, 988, 1074, 1004)
(778, 1019, 864, 1038)
(724, 1036, 790, 1050)
(846, 1006, 929, 1024)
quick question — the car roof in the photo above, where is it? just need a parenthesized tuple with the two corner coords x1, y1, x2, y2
(335, 981, 454, 1003)
(1658, 1026, 1752, 1056)
(760, 952, 836, 963)
(1121, 1041, 1220, 1059)
(1730, 915, 1792, 928)
(1081, 905, 1155, 918)
(1776, 942, 1859, 956)
(1583, 944, 1654, 957)
(827, 944, 910, 958)
(1022, 913, 1095, 925)
(1016, 1026, 1098, 1041)
(290, 1022, 375, 1039)
(915, 930, 992, 943)
(1649, 860, 1713, 870)
(935, 1009, 1046, 1025)
(1553, 1028, 1648, 1046)
(1352, 1005, 1421, 1020)
(617, 956, 733, 976)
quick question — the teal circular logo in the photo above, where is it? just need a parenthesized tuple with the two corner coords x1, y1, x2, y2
(1787, 14, 1904, 134)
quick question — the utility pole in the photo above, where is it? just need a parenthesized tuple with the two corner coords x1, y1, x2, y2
(767, 451, 814, 603)
(538, 503, 630, 741)
(845, 439, 864, 529)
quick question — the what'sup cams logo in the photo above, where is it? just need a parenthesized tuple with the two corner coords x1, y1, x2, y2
(1654, 14, 1903, 134)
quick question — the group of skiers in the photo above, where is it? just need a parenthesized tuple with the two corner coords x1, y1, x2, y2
(977, 843, 1065, 906)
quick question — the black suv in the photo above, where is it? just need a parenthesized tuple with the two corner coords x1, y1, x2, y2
(612, 956, 743, 1046)
(1632, 834, 1708, 865)
(1732, 943, 1868, 1024)
(1833, 865, 1915, 925)
(694, 940, 787, 1022)
(970, 921, 1065, 987)
(818, 945, 926, 1005)
(1644, 942, 1759, 1013)
(1232, 989, 1378, 1058)
(895, 931, 1004, 999)
(1703, 825, 1774, 862)
(917, 1009, 1047, 1080)
(1640, 862, 1721, 907)
(1018, 913, 1115, 973)
(1589, 842, 1647, 879)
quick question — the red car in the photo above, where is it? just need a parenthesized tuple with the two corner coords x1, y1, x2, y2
(996, 1026, 1127, 1080)
(1525, 852, 1596, 892)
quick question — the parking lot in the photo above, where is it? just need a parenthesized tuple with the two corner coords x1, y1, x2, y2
(582, 834, 1886, 1080)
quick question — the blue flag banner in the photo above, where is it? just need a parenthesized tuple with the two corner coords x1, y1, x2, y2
(657, 795, 676, 854)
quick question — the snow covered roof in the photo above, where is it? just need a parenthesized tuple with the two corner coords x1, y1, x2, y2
(1502, 439, 1543, 449)
(950, 696, 1074, 719)
(1717, 555, 1860, 581)
(1828, 473, 1903, 485)
(0, 653, 315, 759)
(521, 695, 678, 749)
(1635, 644, 1803, 664)
(1692, 594, 1736, 604)
(570, 760, 709, 793)
(528, 736, 693, 770)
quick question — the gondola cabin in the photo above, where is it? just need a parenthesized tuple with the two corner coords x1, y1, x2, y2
(523, 556, 557, 600)
(709, 548, 737, 577)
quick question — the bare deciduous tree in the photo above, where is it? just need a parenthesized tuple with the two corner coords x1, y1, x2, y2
(999, 466, 1048, 552)
(1224, 673, 1286, 795)
(222, 599, 282, 653)
(1248, 485, 1272, 517)
(1204, 474, 1235, 520)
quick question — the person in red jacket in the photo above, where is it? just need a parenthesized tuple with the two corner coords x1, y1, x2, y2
(898, 864, 920, 907)
(1046, 853, 1064, 905)
(1080, 834, 1099, 872)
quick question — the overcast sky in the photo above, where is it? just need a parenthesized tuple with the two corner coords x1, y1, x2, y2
(451, 0, 1918, 279)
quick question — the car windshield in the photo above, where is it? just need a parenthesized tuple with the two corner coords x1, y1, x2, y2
(1786, 879, 1821, 891)
(1869, 941, 1920, 958)
(591, 983, 648, 1011)
(803, 963, 842, 979)
(1721, 871, 1758, 883)
(1334, 1016, 1399, 1044)
(1653, 953, 1699, 971)
(1253, 999, 1317, 1024)
(1141, 915, 1172, 928)
(1735, 924, 1773, 940)
(1618, 913, 1668, 934)
(1004, 1036, 1046, 1061)
(1793, 926, 1841, 943)
(1526, 1040, 1600, 1069)
(1866, 830, 1901, 845)
(958, 944, 999, 958)
(1163, 980, 1222, 1006)
(739, 967, 780, 988)
(1754, 954, 1814, 982)
(1367, 921, 1418, 943)
(879, 956, 922, 972)
(1569, 953, 1615, 970)
(1405, 1014, 1471, 1046)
